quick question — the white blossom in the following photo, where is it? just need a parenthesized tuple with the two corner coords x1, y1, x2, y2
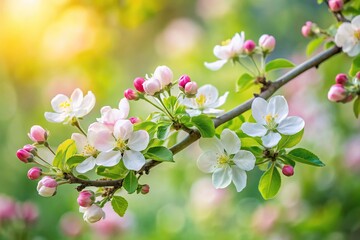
(335, 15, 360, 57)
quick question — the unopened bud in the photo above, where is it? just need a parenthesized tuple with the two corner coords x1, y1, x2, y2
(16, 149, 34, 163)
(141, 184, 150, 194)
(259, 34, 276, 53)
(335, 73, 348, 85)
(77, 190, 95, 208)
(133, 77, 145, 93)
(143, 78, 162, 96)
(129, 117, 141, 124)
(27, 167, 42, 180)
(184, 82, 198, 96)
(37, 176, 57, 197)
(178, 75, 191, 89)
(23, 144, 37, 154)
(329, 0, 343, 12)
(356, 71, 360, 80)
(301, 21, 313, 37)
(28, 125, 47, 144)
(328, 84, 347, 102)
(244, 40, 256, 54)
(124, 89, 138, 101)
(282, 165, 294, 177)
(154, 65, 173, 87)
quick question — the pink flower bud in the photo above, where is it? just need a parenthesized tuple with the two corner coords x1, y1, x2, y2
(28, 125, 47, 143)
(81, 204, 105, 223)
(329, 0, 343, 12)
(27, 167, 42, 180)
(335, 73, 348, 85)
(244, 40, 256, 54)
(133, 77, 145, 93)
(154, 65, 173, 87)
(37, 176, 57, 197)
(129, 117, 141, 124)
(282, 165, 294, 177)
(77, 190, 95, 208)
(356, 71, 360, 80)
(184, 82, 198, 95)
(301, 21, 313, 37)
(19, 202, 39, 225)
(60, 213, 84, 237)
(178, 75, 191, 89)
(124, 89, 138, 101)
(328, 84, 347, 102)
(141, 184, 150, 194)
(143, 78, 162, 96)
(259, 34, 276, 53)
(16, 149, 34, 163)
(0, 195, 17, 221)
(23, 144, 37, 154)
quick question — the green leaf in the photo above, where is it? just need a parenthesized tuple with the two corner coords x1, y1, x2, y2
(144, 146, 174, 162)
(288, 148, 325, 167)
(96, 161, 129, 179)
(279, 155, 296, 167)
(111, 196, 128, 217)
(157, 122, 172, 140)
(349, 55, 360, 77)
(277, 129, 304, 149)
(306, 38, 324, 56)
(191, 115, 215, 138)
(258, 164, 281, 200)
(66, 155, 86, 169)
(133, 121, 157, 138)
(265, 58, 295, 72)
(123, 171, 138, 194)
(236, 73, 254, 93)
(353, 96, 360, 118)
(167, 131, 179, 148)
(53, 139, 76, 170)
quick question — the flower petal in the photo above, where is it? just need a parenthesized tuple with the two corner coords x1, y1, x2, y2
(199, 138, 223, 153)
(347, 43, 360, 57)
(207, 91, 229, 108)
(71, 133, 87, 153)
(233, 150, 256, 171)
(79, 91, 96, 115)
(185, 109, 202, 117)
(96, 151, 121, 167)
(267, 96, 288, 123)
(220, 129, 240, 154)
(197, 151, 218, 173)
(212, 166, 232, 189)
(127, 130, 149, 151)
(123, 150, 146, 171)
(70, 88, 84, 109)
(231, 166, 247, 192)
(213, 45, 232, 60)
(261, 131, 281, 148)
(204, 60, 228, 71)
(352, 15, 360, 28)
(230, 32, 245, 54)
(241, 122, 267, 137)
(202, 108, 224, 116)
(88, 123, 114, 152)
(76, 156, 96, 173)
(277, 116, 305, 135)
(113, 120, 133, 140)
(251, 97, 268, 125)
(118, 98, 130, 119)
(44, 112, 68, 123)
(50, 94, 69, 113)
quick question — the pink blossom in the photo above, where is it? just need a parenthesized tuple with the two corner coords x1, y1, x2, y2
(18, 202, 38, 225)
(140, 184, 150, 194)
(23, 144, 36, 154)
(282, 165, 294, 176)
(124, 89, 138, 101)
(301, 21, 313, 37)
(133, 77, 145, 93)
(129, 117, 141, 124)
(329, 0, 343, 12)
(327, 84, 347, 102)
(77, 190, 95, 208)
(259, 34, 276, 53)
(28, 125, 47, 143)
(244, 40, 256, 54)
(16, 149, 34, 163)
(178, 75, 191, 89)
(0, 195, 17, 221)
(37, 176, 57, 197)
(184, 82, 198, 95)
(143, 77, 162, 96)
(335, 73, 348, 85)
(27, 167, 42, 180)
(154, 65, 173, 87)
(60, 213, 84, 237)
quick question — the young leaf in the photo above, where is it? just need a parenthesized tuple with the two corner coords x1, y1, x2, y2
(353, 96, 360, 118)
(123, 171, 138, 194)
(306, 38, 324, 56)
(96, 161, 129, 179)
(265, 58, 295, 72)
(258, 164, 281, 200)
(349, 55, 360, 77)
(66, 155, 86, 169)
(277, 129, 304, 149)
(157, 122, 172, 140)
(236, 73, 254, 93)
(145, 146, 174, 162)
(53, 139, 76, 170)
(287, 148, 325, 167)
(111, 196, 128, 217)
(191, 115, 215, 138)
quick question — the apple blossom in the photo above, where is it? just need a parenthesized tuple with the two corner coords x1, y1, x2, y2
(143, 77, 162, 96)
(259, 34, 276, 53)
(45, 88, 96, 124)
(27, 167, 42, 180)
(244, 40, 256, 54)
(97, 98, 129, 129)
(335, 15, 360, 57)
(129, 117, 141, 124)
(19, 202, 39, 225)
(335, 73, 348, 85)
(37, 176, 57, 197)
(204, 32, 245, 71)
(328, 84, 347, 102)
(133, 77, 145, 93)
(241, 96, 305, 148)
(77, 190, 95, 207)
(140, 184, 150, 194)
(16, 149, 34, 163)
(197, 129, 256, 192)
(154, 65, 173, 87)
(180, 84, 228, 116)
(178, 74, 191, 89)
(282, 165, 294, 176)
(301, 21, 313, 37)
(80, 204, 105, 223)
(0, 195, 17, 221)
(184, 82, 198, 95)
(328, 0, 343, 12)
(124, 89, 138, 101)
(28, 125, 47, 143)
(23, 144, 37, 154)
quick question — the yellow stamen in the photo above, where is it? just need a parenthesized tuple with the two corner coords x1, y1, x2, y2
(221, 39, 231, 46)
(116, 139, 127, 152)
(83, 144, 96, 156)
(196, 94, 206, 107)
(354, 30, 360, 40)
(218, 154, 229, 165)
(59, 101, 71, 109)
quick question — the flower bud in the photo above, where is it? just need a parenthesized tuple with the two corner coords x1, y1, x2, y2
(133, 77, 145, 93)
(329, 0, 343, 12)
(0, 195, 17, 221)
(301, 21, 313, 37)
(19, 202, 39, 225)
(77, 190, 95, 208)
(37, 176, 57, 197)
(282, 165, 294, 177)
(129, 117, 141, 124)
(328, 84, 347, 102)
(27, 167, 42, 180)
(259, 34, 276, 53)
(356, 71, 360, 80)
(335, 73, 348, 85)
(244, 40, 256, 54)
(28, 125, 47, 143)
(185, 82, 198, 95)
(124, 89, 138, 101)
(23, 144, 37, 154)
(81, 204, 105, 223)
(16, 149, 34, 163)
(143, 78, 162, 96)
(178, 75, 191, 89)
(141, 184, 150, 194)
(154, 65, 173, 87)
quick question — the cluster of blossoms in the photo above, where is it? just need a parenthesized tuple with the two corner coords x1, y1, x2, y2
(328, 72, 360, 103)
(335, 15, 360, 57)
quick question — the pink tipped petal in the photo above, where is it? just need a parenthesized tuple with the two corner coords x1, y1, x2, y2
(44, 112, 68, 123)
(96, 151, 121, 167)
(113, 120, 133, 141)
(50, 94, 69, 113)
(277, 116, 305, 135)
(76, 156, 96, 173)
(231, 166, 247, 192)
(127, 130, 149, 151)
(230, 32, 245, 54)
(220, 129, 240, 155)
(123, 150, 145, 171)
(261, 131, 281, 148)
(89, 128, 114, 152)
(267, 96, 289, 123)
(212, 166, 232, 189)
(204, 60, 228, 71)
(241, 122, 267, 137)
(118, 98, 130, 119)
(251, 97, 268, 125)
(233, 150, 256, 171)
(197, 151, 218, 173)
(71, 133, 87, 153)
(70, 88, 84, 109)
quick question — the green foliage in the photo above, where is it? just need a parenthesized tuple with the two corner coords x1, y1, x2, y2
(287, 148, 325, 167)
(306, 38, 324, 56)
(277, 129, 304, 149)
(349, 55, 360, 77)
(123, 171, 138, 194)
(53, 139, 77, 172)
(265, 58, 295, 72)
(157, 122, 172, 140)
(191, 115, 215, 138)
(134, 121, 157, 138)
(144, 146, 174, 162)
(66, 155, 86, 169)
(96, 161, 129, 179)
(353, 96, 360, 118)
(258, 164, 281, 200)
(111, 196, 128, 217)
(236, 73, 254, 93)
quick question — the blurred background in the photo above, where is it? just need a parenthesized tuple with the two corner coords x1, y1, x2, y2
(1, 0, 359, 239)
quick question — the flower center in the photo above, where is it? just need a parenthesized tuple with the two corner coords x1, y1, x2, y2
(83, 144, 97, 156)
(354, 29, 360, 40)
(264, 113, 278, 130)
(116, 139, 127, 152)
(195, 94, 207, 107)
(221, 39, 231, 46)
(59, 100, 71, 110)
(217, 154, 229, 165)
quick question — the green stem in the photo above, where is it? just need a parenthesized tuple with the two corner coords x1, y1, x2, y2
(157, 97, 175, 120)
(44, 142, 55, 155)
(72, 119, 87, 136)
(142, 96, 166, 113)
(250, 55, 261, 75)
(255, 159, 271, 166)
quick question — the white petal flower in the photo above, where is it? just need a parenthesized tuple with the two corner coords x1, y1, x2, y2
(81, 205, 105, 223)
(205, 32, 245, 71)
(241, 96, 305, 148)
(180, 84, 228, 117)
(45, 88, 95, 124)
(335, 15, 360, 57)
(197, 129, 255, 192)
